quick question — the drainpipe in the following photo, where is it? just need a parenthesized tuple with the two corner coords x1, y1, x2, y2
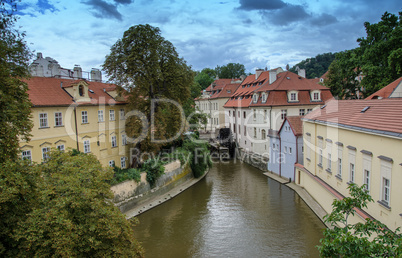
(73, 106, 79, 151)
(279, 133, 281, 178)
(294, 136, 299, 182)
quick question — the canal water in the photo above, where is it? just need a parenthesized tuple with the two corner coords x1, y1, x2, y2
(132, 160, 326, 257)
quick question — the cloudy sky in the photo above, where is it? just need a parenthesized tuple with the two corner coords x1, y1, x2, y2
(15, 0, 400, 77)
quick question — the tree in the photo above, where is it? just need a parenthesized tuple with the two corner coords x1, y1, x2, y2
(194, 68, 215, 90)
(317, 183, 402, 257)
(215, 63, 245, 79)
(0, 150, 144, 257)
(103, 24, 193, 154)
(325, 50, 361, 99)
(289, 52, 336, 78)
(358, 11, 402, 97)
(0, 0, 33, 163)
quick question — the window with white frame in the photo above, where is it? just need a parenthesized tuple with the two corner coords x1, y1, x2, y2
(281, 109, 287, 120)
(55, 112, 63, 126)
(111, 135, 117, 147)
(39, 113, 48, 128)
(337, 147, 343, 177)
(348, 149, 356, 183)
(261, 93, 267, 103)
(120, 109, 125, 119)
(42, 147, 50, 161)
(122, 134, 127, 145)
(264, 110, 268, 122)
(21, 150, 31, 161)
(81, 111, 88, 123)
(109, 110, 115, 121)
(299, 109, 305, 116)
(380, 159, 392, 206)
(289, 147, 292, 154)
(121, 157, 127, 168)
(318, 138, 323, 166)
(306, 134, 311, 160)
(307, 108, 313, 113)
(83, 140, 90, 153)
(57, 144, 65, 152)
(253, 93, 258, 103)
(327, 142, 332, 171)
(289, 91, 298, 102)
(98, 110, 104, 122)
(261, 129, 266, 140)
(362, 154, 372, 192)
(109, 160, 115, 167)
(284, 146, 288, 153)
(311, 90, 321, 101)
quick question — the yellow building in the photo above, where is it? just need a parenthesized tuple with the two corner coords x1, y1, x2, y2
(20, 76, 130, 168)
(296, 98, 402, 231)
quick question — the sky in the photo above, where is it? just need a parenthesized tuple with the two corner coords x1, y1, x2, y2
(14, 0, 401, 77)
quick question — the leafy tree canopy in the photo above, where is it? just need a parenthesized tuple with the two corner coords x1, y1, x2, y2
(0, 150, 144, 257)
(0, 0, 33, 163)
(317, 183, 402, 257)
(215, 63, 245, 79)
(289, 52, 336, 79)
(103, 24, 193, 153)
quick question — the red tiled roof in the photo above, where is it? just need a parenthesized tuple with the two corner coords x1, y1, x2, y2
(283, 116, 303, 136)
(210, 83, 241, 99)
(25, 77, 125, 106)
(304, 98, 402, 135)
(205, 78, 237, 92)
(365, 77, 402, 100)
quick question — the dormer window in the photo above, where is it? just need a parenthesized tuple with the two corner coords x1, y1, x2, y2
(79, 85, 84, 96)
(253, 93, 259, 103)
(261, 92, 268, 103)
(311, 90, 321, 101)
(288, 90, 299, 102)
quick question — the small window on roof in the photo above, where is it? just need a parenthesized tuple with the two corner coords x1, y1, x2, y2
(361, 106, 370, 113)
(89, 89, 94, 93)
(79, 85, 84, 96)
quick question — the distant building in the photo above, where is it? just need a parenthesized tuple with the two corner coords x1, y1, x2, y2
(366, 77, 402, 99)
(295, 99, 402, 231)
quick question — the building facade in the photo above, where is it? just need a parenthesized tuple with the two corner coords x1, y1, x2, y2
(295, 99, 402, 231)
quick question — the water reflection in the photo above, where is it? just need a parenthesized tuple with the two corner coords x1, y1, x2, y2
(133, 160, 325, 257)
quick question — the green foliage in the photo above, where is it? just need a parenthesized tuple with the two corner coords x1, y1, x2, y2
(182, 139, 212, 178)
(357, 11, 402, 96)
(194, 68, 216, 90)
(325, 50, 361, 99)
(289, 52, 336, 79)
(0, 150, 144, 257)
(0, 0, 33, 163)
(143, 159, 165, 187)
(317, 183, 402, 257)
(215, 63, 246, 79)
(110, 166, 142, 185)
(103, 24, 193, 154)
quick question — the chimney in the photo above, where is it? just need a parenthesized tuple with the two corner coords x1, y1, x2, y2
(90, 68, 102, 82)
(298, 68, 306, 78)
(255, 69, 264, 80)
(74, 65, 82, 79)
(269, 69, 277, 84)
(37, 52, 43, 59)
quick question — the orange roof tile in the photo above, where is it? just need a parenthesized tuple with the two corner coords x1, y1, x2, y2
(366, 77, 402, 100)
(304, 98, 402, 136)
(25, 77, 126, 107)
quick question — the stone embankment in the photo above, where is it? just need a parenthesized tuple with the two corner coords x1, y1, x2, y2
(111, 160, 208, 219)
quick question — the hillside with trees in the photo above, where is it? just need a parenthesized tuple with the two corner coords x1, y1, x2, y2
(288, 52, 336, 79)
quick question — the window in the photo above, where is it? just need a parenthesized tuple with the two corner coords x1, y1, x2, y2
(21, 150, 31, 161)
(281, 110, 287, 120)
(57, 144, 65, 152)
(253, 109, 256, 120)
(364, 169, 370, 192)
(290, 93, 297, 101)
(39, 113, 48, 128)
(109, 110, 115, 121)
(84, 140, 90, 153)
(264, 110, 267, 122)
(109, 160, 115, 167)
(261, 129, 266, 140)
(238, 111, 240, 117)
(98, 110, 104, 122)
(81, 111, 88, 124)
(254, 127, 257, 138)
(111, 135, 117, 147)
(42, 147, 50, 161)
(319, 149, 323, 166)
(312, 91, 321, 101)
(55, 112, 63, 126)
(243, 111, 246, 119)
(327, 142, 332, 171)
(337, 147, 343, 178)
(306, 134, 311, 160)
(307, 109, 313, 113)
(299, 109, 305, 116)
(327, 153, 332, 171)
(349, 163, 355, 183)
(122, 134, 127, 145)
(289, 147, 292, 154)
(79, 85, 84, 96)
(238, 125, 241, 134)
(261, 93, 267, 103)
(253, 94, 258, 103)
(284, 146, 288, 153)
(382, 178, 390, 206)
(121, 157, 127, 168)
(244, 126, 246, 136)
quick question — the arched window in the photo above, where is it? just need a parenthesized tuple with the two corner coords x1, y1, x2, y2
(261, 129, 266, 140)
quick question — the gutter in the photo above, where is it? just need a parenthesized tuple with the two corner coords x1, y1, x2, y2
(73, 105, 79, 151)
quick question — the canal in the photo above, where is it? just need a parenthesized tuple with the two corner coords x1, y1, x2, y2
(132, 160, 326, 257)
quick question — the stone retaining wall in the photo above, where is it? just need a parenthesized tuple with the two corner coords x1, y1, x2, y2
(235, 148, 269, 172)
(111, 160, 193, 213)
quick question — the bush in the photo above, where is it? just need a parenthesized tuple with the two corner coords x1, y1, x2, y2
(110, 167, 142, 185)
(142, 159, 165, 187)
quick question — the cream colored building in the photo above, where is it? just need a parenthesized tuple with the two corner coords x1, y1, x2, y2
(20, 76, 130, 168)
(296, 99, 402, 231)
